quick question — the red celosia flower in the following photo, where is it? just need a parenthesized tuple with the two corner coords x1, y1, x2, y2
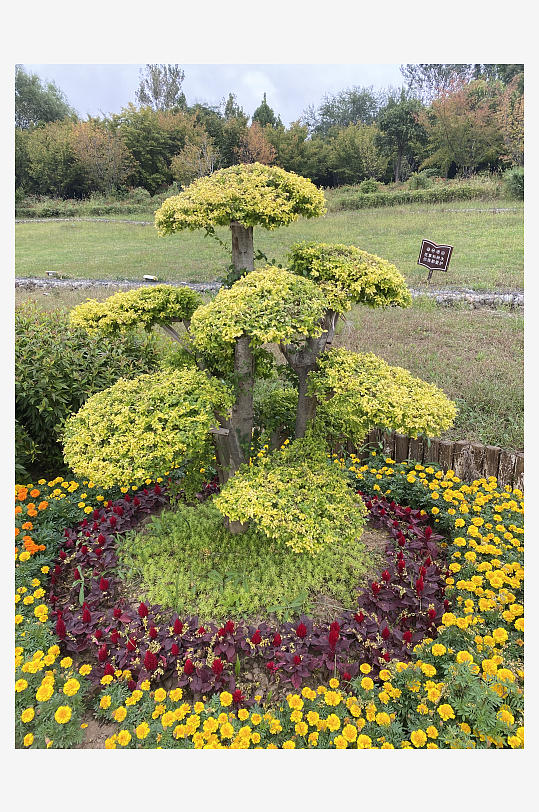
(212, 658, 223, 675)
(127, 638, 137, 652)
(80, 545, 88, 555)
(138, 602, 149, 619)
(174, 618, 183, 635)
(97, 534, 106, 545)
(354, 612, 364, 624)
(381, 569, 391, 582)
(95, 629, 103, 641)
(59, 550, 67, 560)
(124, 494, 131, 503)
(444, 599, 450, 610)
(403, 630, 412, 644)
(416, 577, 424, 594)
(143, 651, 157, 671)
(55, 618, 66, 638)
(171, 643, 180, 656)
(109, 516, 117, 528)
(381, 626, 390, 640)
(272, 633, 281, 647)
(198, 626, 206, 635)
(425, 556, 432, 567)
(128, 680, 136, 691)
(296, 622, 307, 639)
(428, 608, 437, 619)
(110, 630, 119, 644)
(330, 621, 340, 633)
(133, 497, 140, 507)
(143, 489, 149, 496)
(218, 628, 225, 637)
(251, 630, 261, 645)
(398, 536, 406, 548)
(397, 559, 406, 571)
(266, 661, 276, 671)
(184, 658, 194, 675)
(343, 672, 351, 682)
(113, 607, 122, 619)
(419, 566, 427, 577)
(371, 582, 380, 595)
(74, 568, 81, 581)
(232, 689, 244, 704)
(293, 655, 301, 665)
(98, 644, 108, 662)
(54, 565, 61, 575)
(424, 526, 432, 539)
(329, 629, 339, 649)
(81, 518, 88, 528)
(225, 620, 235, 634)
(99, 577, 109, 591)
(149, 626, 158, 639)
(95, 547, 103, 559)
(383, 652, 391, 662)
(93, 509, 100, 519)
(102, 663, 114, 677)
(154, 484, 161, 495)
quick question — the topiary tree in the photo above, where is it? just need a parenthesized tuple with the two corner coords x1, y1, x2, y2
(64, 163, 457, 545)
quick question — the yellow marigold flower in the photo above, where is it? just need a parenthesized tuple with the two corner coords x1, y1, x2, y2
(326, 713, 341, 732)
(290, 709, 302, 723)
(21, 708, 35, 723)
(251, 713, 262, 726)
(395, 662, 408, 673)
(282, 740, 296, 749)
(100, 695, 112, 709)
(366, 702, 377, 722)
(359, 663, 372, 674)
(416, 704, 429, 715)
(514, 617, 524, 632)
(169, 687, 183, 701)
(154, 688, 167, 702)
(136, 722, 150, 739)
(100, 675, 113, 686)
(431, 644, 447, 656)
(63, 678, 80, 697)
(287, 694, 304, 710)
(117, 730, 132, 746)
(360, 677, 374, 691)
(324, 690, 342, 706)
(411, 729, 427, 748)
(220, 691, 233, 707)
(23, 733, 34, 747)
(482, 659, 498, 676)
(329, 678, 340, 689)
(307, 711, 320, 726)
(36, 685, 54, 702)
(269, 719, 282, 734)
(441, 613, 457, 626)
(295, 721, 308, 737)
(508, 735, 522, 748)
(356, 734, 373, 749)
(376, 712, 391, 727)
(378, 669, 391, 681)
(220, 722, 235, 739)
(460, 723, 471, 734)
(437, 704, 455, 722)
(238, 708, 250, 722)
(161, 711, 176, 729)
(427, 687, 442, 703)
(456, 651, 474, 664)
(60, 657, 73, 668)
(112, 706, 127, 722)
(79, 664, 92, 676)
(333, 735, 348, 749)
(426, 726, 438, 739)
(421, 663, 437, 677)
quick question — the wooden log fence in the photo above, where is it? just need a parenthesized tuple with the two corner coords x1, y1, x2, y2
(339, 429, 524, 492)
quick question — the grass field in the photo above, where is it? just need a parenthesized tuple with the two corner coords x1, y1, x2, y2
(15, 201, 524, 291)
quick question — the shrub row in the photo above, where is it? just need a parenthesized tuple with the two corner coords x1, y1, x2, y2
(328, 185, 502, 212)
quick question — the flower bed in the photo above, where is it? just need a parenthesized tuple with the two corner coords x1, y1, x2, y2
(15, 454, 524, 749)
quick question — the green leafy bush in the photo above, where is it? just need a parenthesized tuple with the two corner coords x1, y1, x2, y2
(15, 302, 162, 476)
(503, 167, 524, 200)
(327, 184, 501, 211)
(359, 178, 380, 194)
(408, 171, 433, 190)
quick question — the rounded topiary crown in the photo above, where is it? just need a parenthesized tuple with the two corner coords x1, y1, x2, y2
(154, 162, 327, 234)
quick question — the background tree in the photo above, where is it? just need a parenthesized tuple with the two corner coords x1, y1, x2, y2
(135, 64, 187, 111)
(252, 93, 282, 129)
(376, 89, 427, 182)
(329, 123, 387, 185)
(497, 74, 524, 167)
(15, 64, 78, 129)
(419, 78, 505, 177)
(24, 120, 88, 198)
(170, 130, 220, 186)
(301, 86, 382, 138)
(70, 120, 136, 194)
(400, 64, 477, 103)
(234, 122, 277, 165)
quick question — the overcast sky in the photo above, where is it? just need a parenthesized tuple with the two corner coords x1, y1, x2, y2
(21, 64, 406, 125)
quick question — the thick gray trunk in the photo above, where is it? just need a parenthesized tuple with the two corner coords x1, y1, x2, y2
(280, 309, 338, 439)
(230, 221, 254, 275)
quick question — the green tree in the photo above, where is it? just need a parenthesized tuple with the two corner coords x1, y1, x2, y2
(63, 164, 456, 546)
(329, 123, 387, 185)
(15, 65, 78, 129)
(70, 120, 136, 194)
(135, 64, 187, 111)
(25, 120, 88, 198)
(252, 93, 282, 129)
(376, 89, 427, 182)
(301, 86, 383, 138)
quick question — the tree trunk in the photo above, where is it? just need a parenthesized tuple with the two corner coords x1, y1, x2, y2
(230, 221, 254, 275)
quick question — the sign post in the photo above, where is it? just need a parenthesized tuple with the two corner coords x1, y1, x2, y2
(418, 239, 453, 281)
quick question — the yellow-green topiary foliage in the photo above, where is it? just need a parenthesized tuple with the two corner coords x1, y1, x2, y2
(309, 348, 457, 442)
(214, 434, 367, 555)
(154, 162, 327, 234)
(190, 265, 329, 368)
(69, 285, 203, 335)
(62, 368, 234, 488)
(287, 241, 412, 313)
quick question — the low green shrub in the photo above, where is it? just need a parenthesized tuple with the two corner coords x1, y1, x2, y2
(503, 167, 524, 200)
(359, 179, 380, 194)
(15, 302, 162, 477)
(116, 498, 372, 621)
(327, 184, 502, 212)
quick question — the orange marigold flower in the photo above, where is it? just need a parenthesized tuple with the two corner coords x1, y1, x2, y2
(27, 509, 38, 517)
(30, 489, 40, 498)
(38, 502, 49, 510)
(15, 506, 22, 515)
(15, 528, 20, 537)
(22, 522, 33, 530)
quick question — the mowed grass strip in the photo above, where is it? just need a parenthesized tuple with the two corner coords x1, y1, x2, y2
(16, 202, 524, 291)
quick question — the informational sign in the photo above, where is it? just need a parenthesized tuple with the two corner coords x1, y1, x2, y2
(418, 240, 453, 281)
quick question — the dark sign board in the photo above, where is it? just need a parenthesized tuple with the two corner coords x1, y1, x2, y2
(418, 239, 453, 280)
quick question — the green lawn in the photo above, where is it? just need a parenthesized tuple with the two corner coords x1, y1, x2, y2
(15, 201, 524, 291)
